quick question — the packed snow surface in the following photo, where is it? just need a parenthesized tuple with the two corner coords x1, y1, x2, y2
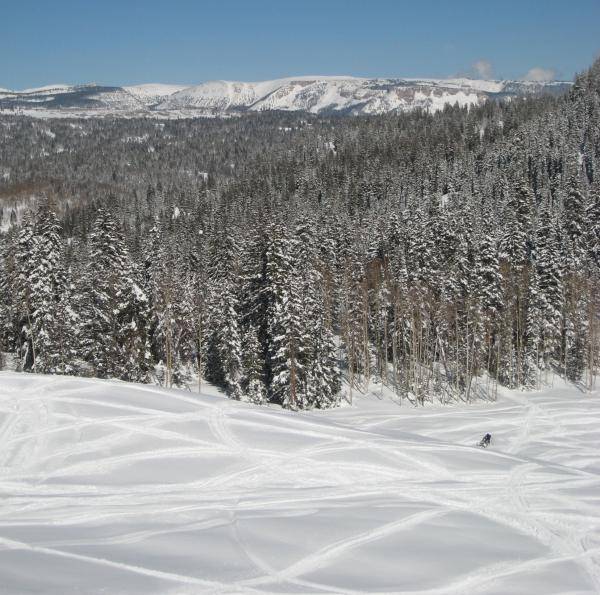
(0, 372, 599, 594)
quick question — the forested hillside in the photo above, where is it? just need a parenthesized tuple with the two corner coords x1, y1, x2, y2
(1, 59, 599, 409)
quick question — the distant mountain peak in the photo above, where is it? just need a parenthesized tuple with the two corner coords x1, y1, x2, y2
(0, 76, 571, 118)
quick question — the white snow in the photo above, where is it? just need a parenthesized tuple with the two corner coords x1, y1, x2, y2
(40, 128, 56, 139)
(122, 134, 150, 144)
(17, 84, 74, 94)
(406, 78, 507, 94)
(124, 84, 189, 107)
(0, 77, 571, 119)
(0, 372, 598, 593)
(158, 76, 489, 114)
(0, 201, 35, 231)
(124, 84, 189, 97)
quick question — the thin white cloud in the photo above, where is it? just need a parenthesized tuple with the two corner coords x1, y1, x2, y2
(522, 67, 556, 82)
(471, 60, 493, 79)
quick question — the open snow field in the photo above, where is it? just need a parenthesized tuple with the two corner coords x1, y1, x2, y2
(0, 372, 599, 594)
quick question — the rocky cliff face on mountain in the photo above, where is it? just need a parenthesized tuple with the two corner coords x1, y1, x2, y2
(0, 76, 570, 118)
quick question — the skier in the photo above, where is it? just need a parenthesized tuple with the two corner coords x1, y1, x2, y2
(478, 433, 492, 448)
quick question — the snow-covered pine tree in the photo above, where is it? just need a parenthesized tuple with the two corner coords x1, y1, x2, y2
(524, 266, 543, 387)
(29, 205, 67, 373)
(0, 225, 20, 361)
(84, 209, 151, 381)
(535, 209, 563, 371)
(13, 213, 37, 370)
(294, 217, 341, 408)
(118, 267, 153, 383)
(341, 251, 369, 399)
(205, 231, 243, 399)
(497, 178, 535, 387)
(562, 173, 587, 270)
(44, 264, 80, 375)
(144, 222, 184, 386)
(263, 225, 303, 408)
(499, 179, 533, 269)
(241, 325, 267, 405)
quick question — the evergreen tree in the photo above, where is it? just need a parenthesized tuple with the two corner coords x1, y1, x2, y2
(83, 209, 151, 381)
(205, 232, 243, 398)
(241, 325, 267, 405)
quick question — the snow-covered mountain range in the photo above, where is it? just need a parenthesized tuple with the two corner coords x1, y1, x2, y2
(0, 76, 571, 118)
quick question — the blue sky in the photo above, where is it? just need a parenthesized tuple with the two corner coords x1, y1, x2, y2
(1, 0, 599, 89)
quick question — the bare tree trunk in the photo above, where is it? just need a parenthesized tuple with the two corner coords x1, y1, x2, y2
(197, 309, 204, 394)
(290, 336, 297, 409)
(25, 293, 37, 372)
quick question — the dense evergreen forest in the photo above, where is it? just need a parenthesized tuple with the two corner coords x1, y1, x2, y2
(1, 59, 599, 409)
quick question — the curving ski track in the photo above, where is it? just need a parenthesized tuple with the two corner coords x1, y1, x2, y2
(0, 372, 599, 593)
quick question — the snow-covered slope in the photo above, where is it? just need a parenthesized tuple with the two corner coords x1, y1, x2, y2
(0, 84, 147, 114)
(159, 76, 570, 115)
(124, 84, 188, 107)
(157, 76, 367, 112)
(0, 77, 571, 118)
(17, 84, 73, 95)
(1, 372, 599, 593)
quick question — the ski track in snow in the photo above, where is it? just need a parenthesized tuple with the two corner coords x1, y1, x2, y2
(0, 373, 599, 594)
